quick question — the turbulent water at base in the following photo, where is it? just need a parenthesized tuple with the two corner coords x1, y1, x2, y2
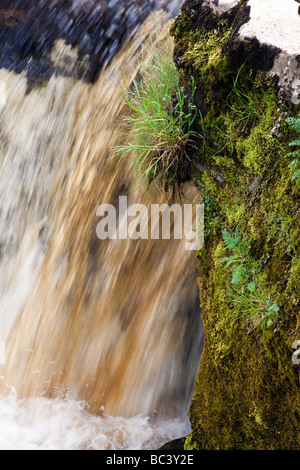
(0, 1, 203, 450)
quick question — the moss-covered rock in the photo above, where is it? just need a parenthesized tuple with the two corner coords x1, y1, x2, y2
(170, 0, 300, 450)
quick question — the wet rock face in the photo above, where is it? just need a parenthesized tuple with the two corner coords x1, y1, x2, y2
(171, 0, 300, 451)
(0, 0, 181, 84)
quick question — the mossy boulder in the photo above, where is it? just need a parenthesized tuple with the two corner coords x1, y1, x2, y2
(170, 0, 300, 450)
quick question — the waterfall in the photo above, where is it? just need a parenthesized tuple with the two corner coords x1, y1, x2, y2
(0, 1, 203, 450)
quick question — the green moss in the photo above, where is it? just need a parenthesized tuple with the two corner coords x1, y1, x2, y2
(184, 434, 199, 451)
(171, 1, 300, 450)
(181, 27, 230, 72)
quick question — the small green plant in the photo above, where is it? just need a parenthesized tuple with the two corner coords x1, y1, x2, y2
(226, 64, 277, 135)
(221, 226, 255, 288)
(115, 39, 204, 189)
(285, 115, 300, 182)
(226, 64, 263, 131)
(221, 227, 280, 332)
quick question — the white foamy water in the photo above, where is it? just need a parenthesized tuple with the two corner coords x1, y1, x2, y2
(0, 390, 188, 450)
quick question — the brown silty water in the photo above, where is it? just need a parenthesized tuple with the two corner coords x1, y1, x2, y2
(0, 4, 203, 424)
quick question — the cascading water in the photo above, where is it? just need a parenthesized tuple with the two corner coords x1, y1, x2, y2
(0, 1, 203, 450)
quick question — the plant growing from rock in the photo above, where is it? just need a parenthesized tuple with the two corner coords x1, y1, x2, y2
(221, 227, 280, 332)
(285, 115, 300, 183)
(115, 39, 204, 189)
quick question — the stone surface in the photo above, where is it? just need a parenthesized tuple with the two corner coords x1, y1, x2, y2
(240, 0, 300, 105)
(204, 0, 300, 105)
(159, 436, 186, 450)
(238, 0, 299, 55)
(203, 0, 239, 14)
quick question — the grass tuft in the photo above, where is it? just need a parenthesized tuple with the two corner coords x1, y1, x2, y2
(114, 39, 204, 190)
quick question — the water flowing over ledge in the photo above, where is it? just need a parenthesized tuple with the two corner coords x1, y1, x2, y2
(0, 1, 204, 450)
(0, 0, 181, 83)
